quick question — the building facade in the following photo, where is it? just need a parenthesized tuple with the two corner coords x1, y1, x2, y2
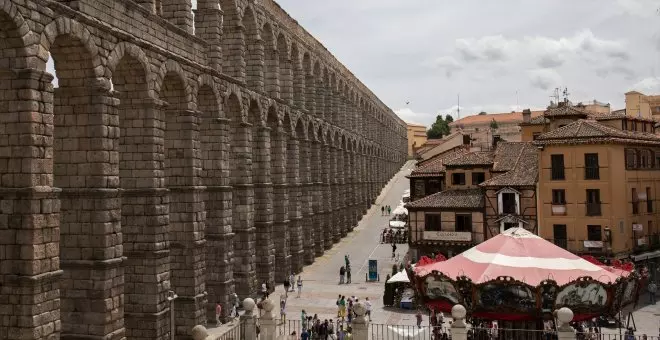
(407, 122, 428, 157)
(0, 0, 408, 339)
(625, 91, 660, 118)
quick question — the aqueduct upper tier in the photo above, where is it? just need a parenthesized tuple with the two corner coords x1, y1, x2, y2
(0, 0, 407, 339)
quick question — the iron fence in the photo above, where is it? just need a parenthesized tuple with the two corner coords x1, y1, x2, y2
(369, 324, 437, 340)
(470, 327, 547, 340)
(575, 331, 659, 340)
(216, 319, 244, 340)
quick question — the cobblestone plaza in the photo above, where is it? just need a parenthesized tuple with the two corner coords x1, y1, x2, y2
(0, 0, 407, 339)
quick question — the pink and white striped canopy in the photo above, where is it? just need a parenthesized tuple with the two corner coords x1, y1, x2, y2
(414, 228, 624, 286)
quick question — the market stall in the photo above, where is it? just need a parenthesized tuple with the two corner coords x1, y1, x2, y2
(409, 228, 641, 323)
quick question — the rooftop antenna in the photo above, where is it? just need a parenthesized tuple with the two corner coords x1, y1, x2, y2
(457, 94, 460, 119)
(549, 88, 560, 106)
(562, 87, 570, 103)
(516, 90, 519, 111)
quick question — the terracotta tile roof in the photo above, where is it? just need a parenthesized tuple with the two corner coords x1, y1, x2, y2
(409, 146, 469, 178)
(481, 143, 538, 187)
(406, 188, 484, 209)
(491, 142, 527, 172)
(533, 119, 660, 146)
(444, 151, 494, 168)
(449, 110, 544, 126)
(520, 115, 550, 126)
(592, 112, 658, 123)
(543, 105, 589, 118)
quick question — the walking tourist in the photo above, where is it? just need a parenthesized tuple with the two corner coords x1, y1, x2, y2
(339, 266, 346, 284)
(339, 296, 347, 321)
(301, 309, 308, 329)
(387, 205, 392, 215)
(391, 243, 397, 259)
(301, 328, 310, 340)
(648, 281, 657, 304)
(344, 254, 350, 268)
(337, 325, 346, 340)
(327, 320, 335, 340)
(365, 297, 372, 322)
(283, 278, 290, 297)
(297, 276, 303, 297)
(280, 299, 286, 323)
(289, 273, 295, 292)
(381, 206, 385, 215)
(261, 281, 268, 299)
(346, 265, 352, 284)
(336, 295, 342, 317)
(415, 310, 422, 328)
(215, 302, 222, 326)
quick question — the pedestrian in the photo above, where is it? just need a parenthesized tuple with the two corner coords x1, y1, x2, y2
(230, 304, 237, 319)
(297, 276, 303, 297)
(336, 295, 342, 317)
(215, 302, 222, 326)
(339, 266, 346, 284)
(387, 205, 391, 215)
(280, 299, 286, 323)
(302, 309, 308, 329)
(344, 254, 350, 268)
(261, 281, 268, 299)
(346, 266, 352, 284)
(365, 297, 372, 322)
(339, 296, 347, 321)
(347, 300, 353, 323)
(391, 243, 397, 259)
(283, 278, 290, 298)
(289, 273, 295, 292)
(416, 310, 423, 328)
(337, 325, 345, 340)
(648, 281, 657, 304)
(327, 320, 335, 340)
(381, 206, 385, 215)
(301, 328, 310, 340)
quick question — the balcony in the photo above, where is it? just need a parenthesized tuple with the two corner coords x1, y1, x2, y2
(551, 205, 566, 216)
(585, 203, 601, 216)
(422, 231, 472, 242)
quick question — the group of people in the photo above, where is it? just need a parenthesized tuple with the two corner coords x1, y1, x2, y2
(381, 228, 407, 244)
(336, 295, 372, 323)
(282, 273, 304, 298)
(380, 205, 393, 216)
(214, 293, 241, 325)
(339, 254, 352, 284)
(298, 311, 353, 340)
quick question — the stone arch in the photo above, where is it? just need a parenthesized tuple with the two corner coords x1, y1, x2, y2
(220, 0, 245, 80)
(41, 17, 104, 82)
(248, 97, 263, 127)
(0, 0, 34, 69)
(107, 42, 154, 95)
(194, 73, 222, 118)
(262, 22, 278, 98)
(276, 33, 291, 104)
(243, 5, 263, 91)
(291, 42, 304, 109)
(155, 59, 192, 109)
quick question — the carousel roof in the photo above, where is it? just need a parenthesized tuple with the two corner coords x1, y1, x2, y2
(414, 228, 624, 286)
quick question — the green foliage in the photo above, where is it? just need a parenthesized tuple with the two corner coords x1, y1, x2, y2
(426, 114, 453, 139)
(490, 118, 499, 130)
(478, 111, 487, 115)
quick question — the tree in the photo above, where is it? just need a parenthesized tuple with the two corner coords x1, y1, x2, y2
(445, 114, 454, 123)
(478, 111, 487, 115)
(490, 118, 499, 130)
(426, 114, 452, 139)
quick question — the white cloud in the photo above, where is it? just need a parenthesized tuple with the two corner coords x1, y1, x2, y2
(630, 77, 660, 93)
(456, 35, 514, 63)
(395, 108, 433, 126)
(529, 69, 562, 91)
(427, 56, 463, 77)
(616, 0, 658, 17)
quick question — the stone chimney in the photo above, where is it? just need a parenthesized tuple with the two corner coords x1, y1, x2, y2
(522, 109, 531, 123)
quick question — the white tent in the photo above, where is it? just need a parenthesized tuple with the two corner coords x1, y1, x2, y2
(392, 205, 408, 216)
(387, 269, 410, 283)
(389, 220, 406, 229)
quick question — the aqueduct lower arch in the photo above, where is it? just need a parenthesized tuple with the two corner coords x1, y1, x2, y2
(0, 0, 408, 339)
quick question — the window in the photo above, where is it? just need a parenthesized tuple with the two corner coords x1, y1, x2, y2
(425, 214, 441, 231)
(632, 122, 637, 131)
(427, 180, 442, 196)
(626, 149, 637, 169)
(643, 123, 648, 132)
(472, 172, 485, 185)
(586, 189, 601, 216)
(532, 132, 541, 140)
(553, 224, 567, 249)
(584, 153, 599, 180)
(632, 188, 639, 214)
(501, 192, 517, 214)
(622, 120, 628, 131)
(551, 154, 565, 180)
(552, 189, 566, 205)
(452, 173, 466, 185)
(587, 225, 602, 241)
(647, 187, 653, 213)
(455, 214, 472, 232)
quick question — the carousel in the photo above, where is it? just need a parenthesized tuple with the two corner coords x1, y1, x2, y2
(408, 228, 640, 325)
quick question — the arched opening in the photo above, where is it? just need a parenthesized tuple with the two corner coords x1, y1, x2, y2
(250, 99, 274, 287)
(262, 23, 278, 98)
(291, 43, 304, 109)
(277, 34, 292, 104)
(243, 7, 263, 92)
(226, 93, 256, 297)
(303, 53, 314, 116)
(272, 110, 290, 281)
(288, 120, 305, 272)
(50, 32, 124, 338)
(220, 0, 245, 80)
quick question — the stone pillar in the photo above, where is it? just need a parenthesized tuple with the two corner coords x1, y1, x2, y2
(167, 109, 207, 339)
(259, 299, 277, 340)
(55, 85, 126, 340)
(343, 149, 354, 231)
(315, 78, 325, 120)
(204, 116, 234, 323)
(450, 305, 468, 340)
(311, 139, 325, 256)
(287, 133, 303, 273)
(321, 142, 333, 249)
(349, 150, 359, 227)
(351, 302, 368, 340)
(556, 308, 577, 340)
(299, 137, 314, 264)
(194, 0, 223, 72)
(0, 68, 61, 340)
(222, 11, 246, 81)
(253, 125, 275, 289)
(162, 0, 194, 34)
(305, 72, 316, 117)
(122, 98, 172, 340)
(329, 145, 341, 243)
(231, 121, 256, 297)
(360, 151, 369, 213)
(337, 147, 347, 237)
(271, 127, 290, 282)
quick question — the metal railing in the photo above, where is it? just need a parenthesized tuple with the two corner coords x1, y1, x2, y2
(216, 319, 243, 340)
(576, 331, 660, 340)
(370, 324, 437, 340)
(470, 327, 548, 340)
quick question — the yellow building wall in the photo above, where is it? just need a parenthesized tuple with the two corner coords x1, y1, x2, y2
(407, 123, 428, 157)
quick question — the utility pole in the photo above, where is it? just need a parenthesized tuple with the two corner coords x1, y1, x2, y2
(457, 94, 461, 120)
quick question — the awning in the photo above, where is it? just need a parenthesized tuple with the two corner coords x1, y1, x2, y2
(389, 220, 406, 229)
(387, 270, 410, 283)
(632, 249, 660, 262)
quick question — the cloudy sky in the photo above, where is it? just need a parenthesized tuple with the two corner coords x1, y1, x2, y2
(276, 0, 660, 126)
